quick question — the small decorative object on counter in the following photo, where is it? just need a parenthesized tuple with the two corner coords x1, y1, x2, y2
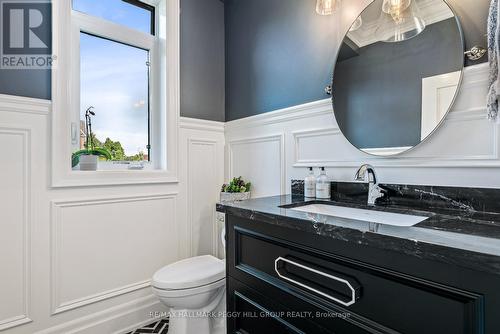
(316, 167, 331, 199)
(304, 167, 316, 198)
(220, 177, 252, 202)
(71, 106, 112, 171)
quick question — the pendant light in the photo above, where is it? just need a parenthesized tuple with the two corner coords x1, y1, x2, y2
(375, 0, 426, 42)
(316, 0, 338, 16)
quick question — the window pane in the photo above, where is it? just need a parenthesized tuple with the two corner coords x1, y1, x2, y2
(79, 32, 150, 162)
(73, 0, 154, 35)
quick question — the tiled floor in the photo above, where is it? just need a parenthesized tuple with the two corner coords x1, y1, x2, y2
(126, 319, 169, 334)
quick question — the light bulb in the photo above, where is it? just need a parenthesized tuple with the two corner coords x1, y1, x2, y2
(316, 0, 338, 16)
(382, 0, 412, 24)
(382, 0, 411, 15)
(349, 16, 363, 32)
(375, 0, 425, 42)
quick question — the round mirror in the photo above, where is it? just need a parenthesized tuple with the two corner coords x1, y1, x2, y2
(332, 0, 464, 156)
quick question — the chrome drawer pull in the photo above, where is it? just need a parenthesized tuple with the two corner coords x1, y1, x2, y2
(274, 256, 358, 307)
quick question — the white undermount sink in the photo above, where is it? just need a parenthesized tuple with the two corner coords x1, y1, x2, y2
(289, 204, 429, 227)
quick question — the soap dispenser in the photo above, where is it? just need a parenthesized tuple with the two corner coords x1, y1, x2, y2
(304, 167, 316, 198)
(316, 167, 331, 199)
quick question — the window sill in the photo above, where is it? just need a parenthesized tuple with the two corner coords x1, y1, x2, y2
(73, 161, 155, 171)
(51, 169, 179, 188)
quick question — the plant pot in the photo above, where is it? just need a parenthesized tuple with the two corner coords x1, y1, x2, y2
(79, 154, 98, 171)
(220, 192, 251, 202)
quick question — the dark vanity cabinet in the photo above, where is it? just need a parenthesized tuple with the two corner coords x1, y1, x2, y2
(225, 214, 500, 334)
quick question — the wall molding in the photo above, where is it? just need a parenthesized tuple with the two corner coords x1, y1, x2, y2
(34, 295, 166, 334)
(291, 105, 499, 168)
(50, 193, 177, 315)
(293, 128, 341, 166)
(180, 117, 225, 133)
(0, 126, 32, 331)
(187, 138, 219, 257)
(0, 94, 50, 115)
(51, 280, 152, 316)
(228, 134, 287, 195)
(225, 99, 333, 132)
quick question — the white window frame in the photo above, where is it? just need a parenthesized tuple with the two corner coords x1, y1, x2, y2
(51, 0, 179, 187)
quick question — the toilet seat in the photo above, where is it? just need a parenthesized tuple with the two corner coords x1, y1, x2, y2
(152, 277, 225, 297)
(152, 255, 225, 290)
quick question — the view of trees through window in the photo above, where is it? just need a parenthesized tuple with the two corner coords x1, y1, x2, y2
(82, 132, 146, 161)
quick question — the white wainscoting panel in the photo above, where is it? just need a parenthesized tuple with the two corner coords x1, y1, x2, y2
(0, 126, 32, 331)
(50, 194, 177, 315)
(228, 134, 286, 197)
(188, 139, 219, 256)
(294, 128, 347, 165)
(226, 63, 500, 190)
(179, 118, 225, 258)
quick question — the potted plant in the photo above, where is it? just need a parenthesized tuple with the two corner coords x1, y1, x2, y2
(71, 107, 112, 171)
(220, 177, 252, 202)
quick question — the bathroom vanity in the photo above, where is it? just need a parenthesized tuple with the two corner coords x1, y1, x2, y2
(217, 182, 500, 334)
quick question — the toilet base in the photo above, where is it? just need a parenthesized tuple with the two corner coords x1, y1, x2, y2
(168, 313, 209, 334)
(167, 290, 226, 334)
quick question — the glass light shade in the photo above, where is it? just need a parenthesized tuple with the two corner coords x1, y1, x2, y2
(375, 0, 426, 42)
(316, 0, 338, 15)
(382, 0, 412, 15)
(349, 16, 363, 32)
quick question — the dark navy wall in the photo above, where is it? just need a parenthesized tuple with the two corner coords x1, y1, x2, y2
(181, 0, 225, 122)
(225, 0, 490, 121)
(0, 0, 51, 100)
(0, 68, 51, 100)
(225, 0, 337, 121)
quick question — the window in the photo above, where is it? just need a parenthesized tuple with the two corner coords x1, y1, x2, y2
(71, 0, 159, 168)
(79, 33, 151, 162)
(51, 0, 179, 187)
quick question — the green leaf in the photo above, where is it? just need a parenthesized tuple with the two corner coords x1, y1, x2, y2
(71, 147, 112, 168)
(221, 177, 252, 193)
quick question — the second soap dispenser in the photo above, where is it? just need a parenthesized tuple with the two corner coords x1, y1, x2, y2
(304, 167, 316, 198)
(316, 167, 331, 199)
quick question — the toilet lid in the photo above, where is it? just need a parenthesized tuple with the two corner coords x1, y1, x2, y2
(152, 255, 225, 290)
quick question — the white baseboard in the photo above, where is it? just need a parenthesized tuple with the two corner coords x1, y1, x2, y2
(35, 295, 167, 334)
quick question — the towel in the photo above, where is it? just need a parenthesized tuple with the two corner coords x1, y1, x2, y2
(487, 0, 500, 122)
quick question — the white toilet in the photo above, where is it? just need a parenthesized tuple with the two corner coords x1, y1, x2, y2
(152, 254, 226, 334)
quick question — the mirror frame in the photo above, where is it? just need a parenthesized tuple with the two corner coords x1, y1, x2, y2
(331, 0, 465, 157)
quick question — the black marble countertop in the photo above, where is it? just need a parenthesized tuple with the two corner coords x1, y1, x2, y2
(217, 195, 500, 276)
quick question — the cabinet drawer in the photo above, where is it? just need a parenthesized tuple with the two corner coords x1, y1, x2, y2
(228, 277, 350, 334)
(227, 218, 484, 334)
